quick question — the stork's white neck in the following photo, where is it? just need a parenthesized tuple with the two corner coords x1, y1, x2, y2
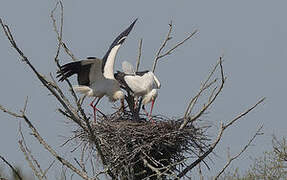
(103, 44, 121, 79)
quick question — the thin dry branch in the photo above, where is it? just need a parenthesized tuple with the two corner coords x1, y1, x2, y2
(156, 30, 198, 60)
(1, 16, 115, 179)
(42, 160, 56, 179)
(18, 122, 47, 179)
(0, 105, 22, 118)
(0, 99, 90, 179)
(23, 115, 90, 179)
(184, 58, 221, 119)
(179, 57, 224, 130)
(136, 38, 143, 72)
(0, 155, 23, 180)
(214, 125, 264, 179)
(0, 18, 85, 129)
(51, 1, 77, 61)
(153, 21, 173, 71)
(50, 1, 90, 130)
(152, 21, 198, 72)
(177, 97, 265, 178)
(18, 140, 43, 180)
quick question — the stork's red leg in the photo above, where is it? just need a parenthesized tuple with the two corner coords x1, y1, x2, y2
(149, 99, 155, 123)
(149, 99, 155, 117)
(90, 97, 102, 122)
(142, 105, 154, 123)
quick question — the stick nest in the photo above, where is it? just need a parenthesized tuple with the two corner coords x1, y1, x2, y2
(74, 112, 210, 179)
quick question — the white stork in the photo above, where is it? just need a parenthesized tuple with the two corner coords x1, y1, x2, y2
(115, 61, 161, 121)
(57, 19, 137, 122)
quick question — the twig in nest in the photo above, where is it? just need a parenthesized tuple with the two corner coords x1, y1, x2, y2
(75, 113, 208, 179)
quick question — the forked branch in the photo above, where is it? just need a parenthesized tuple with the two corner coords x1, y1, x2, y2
(214, 125, 264, 179)
(180, 57, 224, 130)
(0, 101, 90, 180)
(177, 97, 265, 178)
(152, 21, 198, 73)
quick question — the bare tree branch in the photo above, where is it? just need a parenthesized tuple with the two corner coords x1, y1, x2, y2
(180, 57, 224, 130)
(51, 1, 77, 61)
(152, 21, 173, 73)
(23, 115, 90, 179)
(0, 17, 85, 129)
(0, 105, 22, 118)
(156, 30, 198, 60)
(0, 99, 90, 179)
(0, 155, 23, 180)
(184, 59, 221, 119)
(177, 97, 265, 178)
(152, 21, 198, 73)
(1, 14, 116, 180)
(18, 121, 47, 179)
(136, 38, 143, 72)
(50, 1, 90, 130)
(42, 160, 56, 179)
(18, 140, 43, 180)
(214, 125, 264, 179)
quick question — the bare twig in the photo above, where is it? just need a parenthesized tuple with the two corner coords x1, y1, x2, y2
(136, 38, 143, 72)
(23, 114, 90, 179)
(184, 59, 221, 119)
(152, 21, 173, 73)
(156, 30, 198, 60)
(179, 57, 224, 130)
(42, 160, 56, 178)
(51, 1, 77, 61)
(143, 159, 161, 179)
(18, 122, 47, 179)
(224, 98, 265, 130)
(0, 100, 90, 179)
(152, 21, 198, 72)
(18, 141, 43, 180)
(0, 155, 23, 180)
(0, 18, 85, 129)
(1, 17, 116, 179)
(178, 122, 224, 178)
(177, 97, 265, 178)
(0, 105, 22, 118)
(214, 125, 264, 179)
(51, 2, 91, 132)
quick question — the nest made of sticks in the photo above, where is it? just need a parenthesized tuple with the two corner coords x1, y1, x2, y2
(74, 111, 210, 179)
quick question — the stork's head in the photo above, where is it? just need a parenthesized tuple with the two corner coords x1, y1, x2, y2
(142, 89, 158, 105)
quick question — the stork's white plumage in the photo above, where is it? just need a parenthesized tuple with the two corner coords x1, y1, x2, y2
(115, 61, 161, 121)
(57, 19, 137, 121)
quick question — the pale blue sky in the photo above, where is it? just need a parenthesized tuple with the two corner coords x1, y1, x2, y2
(0, 0, 286, 179)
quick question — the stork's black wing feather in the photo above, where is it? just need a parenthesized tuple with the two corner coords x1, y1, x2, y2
(102, 19, 137, 72)
(57, 61, 92, 86)
(135, 70, 149, 76)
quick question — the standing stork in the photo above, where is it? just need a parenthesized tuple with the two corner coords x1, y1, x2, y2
(115, 61, 161, 121)
(57, 19, 137, 122)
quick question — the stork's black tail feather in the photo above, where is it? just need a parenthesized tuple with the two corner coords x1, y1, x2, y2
(57, 61, 82, 82)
